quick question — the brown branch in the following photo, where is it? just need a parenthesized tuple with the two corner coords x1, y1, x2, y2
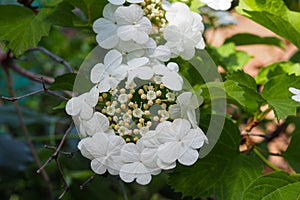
(3, 67, 54, 200)
(28, 47, 74, 73)
(80, 174, 96, 190)
(37, 122, 74, 173)
(37, 122, 74, 199)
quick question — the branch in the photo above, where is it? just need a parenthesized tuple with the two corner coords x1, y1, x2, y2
(80, 174, 96, 190)
(28, 47, 74, 73)
(37, 122, 74, 173)
(253, 146, 281, 171)
(37, 122, 74, 199)
(3, 67, 54, 200)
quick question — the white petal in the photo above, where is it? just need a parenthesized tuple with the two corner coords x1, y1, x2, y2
(85, 87, 99, 107)
(98, 78, 111, 93)
(121, 143, 140, 163)
(104, 50, 123, 69)
(152, 64, 169, 75)
(178, 148, 199, 166)
(65, 97, 82, 116)
(163, 25, 181, 42)
(79, 103, 94, 120)
(91, 158, 107, 174)
(115, 4, 143, 25)
(156, 158, 176, 170)
(167, 62, 179, 72)
(162, 71, 183, 91)
(94, 112, 110, 132)
(157, 142, 180, 163)
(103, 3, 118, 20)
(195, 36, 205, 49)
(96, 30, 119, 49)
(289, 87, 300, 95)
(127, 57, 149, 69)
(152, 45, 171, 62)
(292, 95, 300, 102)
(135, 67, 154, 80)
(91, 63, 105, 84)
(108, 0, 125, 5)
(168, 104, 181, 119)
(183, 127, 206, 149)
(136, 173, 152, 185)
(117, 25, 135, 41)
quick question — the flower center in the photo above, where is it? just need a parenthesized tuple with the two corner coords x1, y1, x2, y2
(97, 83, 178, 143)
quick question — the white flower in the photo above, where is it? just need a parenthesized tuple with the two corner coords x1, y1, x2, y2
(115, 4, 152, 44)
(78, 132, 125, 175)
(118, 94, 128, 103)
(163, 2, 205, 60)
(289, 87, 300, 102)
(200, 0, 232, 10)
(150, 45, 171, 62)
(169, 92, 202, 128)
(79, 112, 111, 137)
(118, 126, 130, 136)
(90, 50, 127, 92)
(108, 0, 144, 6)
(126, 57, 154, 85)
(146, 90, 156, 100)
(152, 62, 183, 91)
(119, 140, 159, 185)
(93, 4, 119, 49)
(65, 87, 99, 120)
(156, 119, 206, 166)
(133, 108, 144, 118)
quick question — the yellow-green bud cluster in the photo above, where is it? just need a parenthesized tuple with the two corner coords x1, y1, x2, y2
(141, 0, 167, 29)
(96, 83, 177, 143)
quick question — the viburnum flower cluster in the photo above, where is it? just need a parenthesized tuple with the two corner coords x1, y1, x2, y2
(64, 0, 218, 185)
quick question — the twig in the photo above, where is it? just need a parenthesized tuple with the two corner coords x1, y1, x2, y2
(119, 179, 128, 200)
(37, 122, 74, 173)
(56, 159, 69, 200)
(3, 67, 54, 200)
(241, 133, 270, 139)
(1, 78, 69, 102)
(253, 146, 281, 171)
(28, 47, 74, 73)
(80, 174, 96, 190)
(44, 145, 79, 158)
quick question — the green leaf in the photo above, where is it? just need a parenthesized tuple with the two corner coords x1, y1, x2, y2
(284, 131, 300, 172)
(261, 74, 300, 120)
(242, 171, 300, 200)
(236, 0, 300, 49)
(49, 73, 77, 91)
(226, 70, 257, 91)
(224, 33, 285, 49)
(66, 0, 107, 24)
(45, 1, 76, 27)
(169, 118, 263, 200)
(224, 80, 262, 113)
(53, 101, 67, 110)
(207, 43, 252, 71)
(256, 61, 300, 85)
(0, 5, 51, 56)
(290, 50, 300, 63)
(200, 80, 262, 113)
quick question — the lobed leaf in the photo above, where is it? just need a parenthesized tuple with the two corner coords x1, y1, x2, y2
(169, 117, 263, 199)
(236, 0, 300, 49)
(242, 171, 300, 200)
(261, 74, 300, 120)
(0, 5, 51, 56)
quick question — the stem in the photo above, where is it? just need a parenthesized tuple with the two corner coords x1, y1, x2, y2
(4, 67, 54, 200)
(253, 146, 281, 171)
(290, 173, 300, 178)
(28, 47, 74, 73)
(119, 179, 128, 200)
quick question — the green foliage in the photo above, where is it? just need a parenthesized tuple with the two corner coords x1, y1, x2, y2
(237, 0, 300, 49)
(256, 61, 300, 85)
(0, 5, 51, 56)
(169, 118, 263, 199)
(242, 171, 300, 200)
(226, 70, 257, 91)
(44, 1, 76, 27)
(284, 130, 300, 172)
(261, 74, 300, 120)
(65, 0, 107, 25)
(224, 33, 285, 48)
(49, 73, 77, 91)
(207, 43, 252, 71)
